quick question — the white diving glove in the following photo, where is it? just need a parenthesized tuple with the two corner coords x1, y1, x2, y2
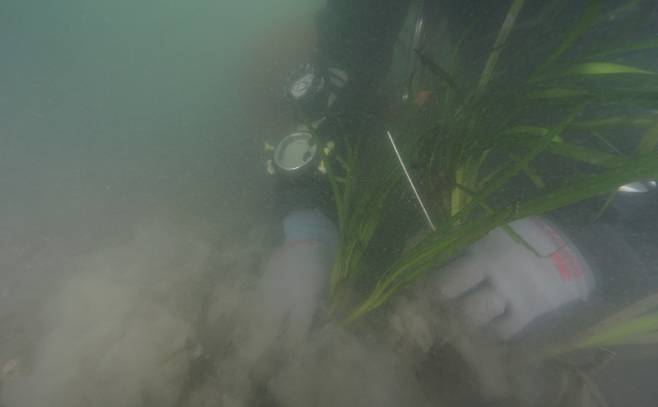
(430, 216, 595, 339)
(244, 209, 337, 360)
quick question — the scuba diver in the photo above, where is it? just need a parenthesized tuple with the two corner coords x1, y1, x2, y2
(256, 0, 658, 404)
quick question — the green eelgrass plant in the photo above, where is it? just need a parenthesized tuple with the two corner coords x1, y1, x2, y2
(324, 0, 658, 321)
(522, 290, 658, 407)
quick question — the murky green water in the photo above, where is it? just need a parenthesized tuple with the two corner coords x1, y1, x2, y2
(1, 1, 657, 406)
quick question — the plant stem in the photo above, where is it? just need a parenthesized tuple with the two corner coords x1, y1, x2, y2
(475, 0, 526, 96)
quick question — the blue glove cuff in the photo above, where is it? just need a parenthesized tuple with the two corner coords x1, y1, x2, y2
(283, 209, 337, 245)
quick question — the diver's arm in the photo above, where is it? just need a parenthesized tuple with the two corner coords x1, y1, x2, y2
(265, 0, 413, 283)
(425, 194, 656, 340)
(255, 1, 409, 348)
